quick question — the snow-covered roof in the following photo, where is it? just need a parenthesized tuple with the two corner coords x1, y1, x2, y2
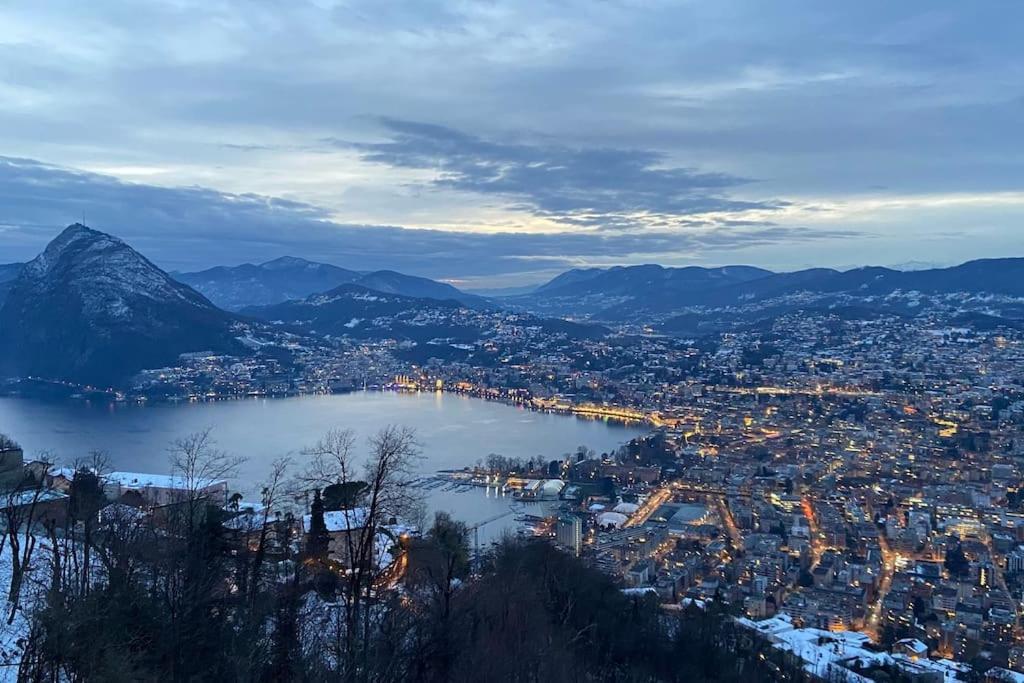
(224, 509, 281, 531)
(738, 616, 974, 683)
(892, 654, 970, 683)
(736, 614, 795, 637)
(597, 511, 629, 528)
(303, 507, 370, 533)
(105, 471, 225, 491)
(1, 488, 68, 508)
(894, 638, 928, 655)
(613, 502, 640, 515)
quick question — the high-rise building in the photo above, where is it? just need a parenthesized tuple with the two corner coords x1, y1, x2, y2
(557, 514, 583, 557)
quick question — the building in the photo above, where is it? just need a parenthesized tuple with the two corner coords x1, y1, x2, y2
(0, 436, 25, 490)
(103, 471, 229, 507)
(302, 507, 393, 569)
(557, 514, 583, 556)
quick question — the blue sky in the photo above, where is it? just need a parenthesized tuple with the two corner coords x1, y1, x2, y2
(1, 1, 1021, 286)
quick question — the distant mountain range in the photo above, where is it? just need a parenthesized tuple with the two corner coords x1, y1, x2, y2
(507, 264, 772, 317)
(2, 223, 1022, 385)
(175, 259, 488, 310)
(509, 260, 1024, 326)
(174, 257, 362, 310)
(0, 225, 242, 385)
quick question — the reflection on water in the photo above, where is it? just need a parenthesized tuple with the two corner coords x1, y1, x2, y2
(0, 391, 644, 539)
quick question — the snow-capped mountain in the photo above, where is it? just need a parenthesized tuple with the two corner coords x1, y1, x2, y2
(0, 224, 242, 385)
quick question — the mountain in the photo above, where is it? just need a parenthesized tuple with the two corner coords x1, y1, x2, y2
(175, 256, 361, 309)
(657, 258, 1024, 334)
(532, 267, 607, 295)
(176, 258, 490, 310)
(0, 263, 22, 282)
(509, 258, 1024, 325)
(513, 264, 773, 317)
(666, 259, 1024, 308)
(0, 262, 23, 308)
(0, 224, 242, 386)
(466, 284, 539, 297)
(244, 284, 606, 365)
(243, 283, 469, 340)
(352, 270, 489, 309)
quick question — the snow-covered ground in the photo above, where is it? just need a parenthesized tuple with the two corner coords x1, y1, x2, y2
(0, 534, 48, 681)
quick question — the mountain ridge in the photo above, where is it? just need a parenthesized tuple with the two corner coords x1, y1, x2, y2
(176, 259, 489, 310)
(511, 258, 1024, 322)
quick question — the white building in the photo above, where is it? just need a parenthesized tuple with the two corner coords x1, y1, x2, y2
(104, 471, 228, 507)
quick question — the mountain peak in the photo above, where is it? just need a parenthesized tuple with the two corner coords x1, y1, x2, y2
(0, 225, 238, 384)
(51, 222, 118, 250)
(261, 256, 315, 270)
(27, 223, 127, 278)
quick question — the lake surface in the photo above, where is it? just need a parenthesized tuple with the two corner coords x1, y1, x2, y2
(0, 391, 644, 539)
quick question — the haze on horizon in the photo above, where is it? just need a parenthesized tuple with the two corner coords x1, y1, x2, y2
(1, 1, 1021, 288)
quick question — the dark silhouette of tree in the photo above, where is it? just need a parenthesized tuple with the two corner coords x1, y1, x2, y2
(305, 488, 329, 561)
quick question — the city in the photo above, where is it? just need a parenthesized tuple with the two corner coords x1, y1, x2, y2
(2, 1, 1023, 680)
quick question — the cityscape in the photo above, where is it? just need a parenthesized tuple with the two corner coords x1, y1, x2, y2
(2, 1, 1024, 681)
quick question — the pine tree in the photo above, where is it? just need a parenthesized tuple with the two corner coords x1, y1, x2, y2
(305, 489, 329, 561)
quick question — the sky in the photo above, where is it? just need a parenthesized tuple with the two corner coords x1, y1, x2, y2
(1, 0, 1022, 288)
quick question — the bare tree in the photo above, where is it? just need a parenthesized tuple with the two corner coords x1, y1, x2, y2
(168, 428, 245, 535)
(245, 456, 291, 607)
(67, 450, 110, 597)
(294, 427, 358, 494)
(0, 460, 51, 624)
(299, 425, 422, 682)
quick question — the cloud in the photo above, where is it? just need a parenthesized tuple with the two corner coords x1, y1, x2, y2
(1, 1, 1022, 280)
(339, 118, 782, 230)
(0, 155, 853, 283)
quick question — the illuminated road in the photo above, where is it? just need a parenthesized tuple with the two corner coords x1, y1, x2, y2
(715, 496, 743, 549)
(801, 496, 823, 566)
(625, 487, 672, 528)
(864, 533, 895, 642)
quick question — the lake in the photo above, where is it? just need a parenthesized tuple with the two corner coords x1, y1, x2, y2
(0, 391, 645, 539)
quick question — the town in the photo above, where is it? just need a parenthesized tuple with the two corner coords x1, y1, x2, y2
(3, 306, 1024, 681)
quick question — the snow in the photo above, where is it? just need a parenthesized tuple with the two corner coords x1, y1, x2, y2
(19, 224, 221, 328)
(303, 507, 370, 533)
(0, 534, 48, 680)
(105, 470, 225, 491)
(736, 616, 974, 683)
(596, 512, 629, 528)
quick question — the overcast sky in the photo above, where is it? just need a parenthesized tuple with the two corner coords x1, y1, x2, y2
(1, 1, 1021, 287)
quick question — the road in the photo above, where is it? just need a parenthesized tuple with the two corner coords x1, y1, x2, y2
(864, 532, 895, 642)
(625, 486, 672, 528)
